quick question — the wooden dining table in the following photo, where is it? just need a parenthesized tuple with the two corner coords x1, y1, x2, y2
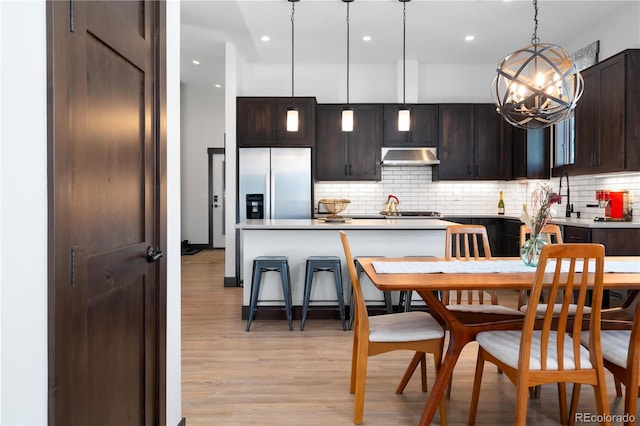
(358, 256, 640, 426)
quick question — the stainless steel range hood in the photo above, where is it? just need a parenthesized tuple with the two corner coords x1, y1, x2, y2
(381, 147, 440, 166)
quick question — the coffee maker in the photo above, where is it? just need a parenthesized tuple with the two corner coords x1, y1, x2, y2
(595, 190, 632, 221)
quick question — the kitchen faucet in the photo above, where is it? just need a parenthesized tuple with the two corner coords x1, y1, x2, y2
(559, 171, 573, 217)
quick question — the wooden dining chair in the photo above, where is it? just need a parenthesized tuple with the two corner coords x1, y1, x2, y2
(599, 290, 640, 397)
(443, 225, 523, 398)
(339, 231, 447, 425)
(575, 299, 640, 425)
(443, 225, 520, 314)
(469, 244, 610, 426)
(519, 223, 569, 400)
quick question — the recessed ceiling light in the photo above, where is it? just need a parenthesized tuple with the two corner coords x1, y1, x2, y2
(465, 35, 475, 41)
(261, 36, 270, 42)
(192, 60, 200, 65)
(215, 84, 222, 88)
(362, 35, 372, 42)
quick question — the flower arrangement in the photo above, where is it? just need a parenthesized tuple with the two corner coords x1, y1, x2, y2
(520, 183, 562, 237)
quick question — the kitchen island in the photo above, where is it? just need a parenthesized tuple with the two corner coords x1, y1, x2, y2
(236, 218, 457, 313)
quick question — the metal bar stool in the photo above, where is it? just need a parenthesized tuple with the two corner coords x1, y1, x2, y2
(300, 256, 347, 331)
(246, 256, 293, 331)
(348, 256, 393, 330)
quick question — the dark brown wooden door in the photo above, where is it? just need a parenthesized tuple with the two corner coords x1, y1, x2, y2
(48, 1, 166, 425)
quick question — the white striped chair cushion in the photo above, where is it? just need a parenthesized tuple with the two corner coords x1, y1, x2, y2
(581, 330, 630, 369)
(447, 304, 524, 315)
(519, 303, 592, 316)
(369, 311, 444, 343)
(476, 330, 593, 370)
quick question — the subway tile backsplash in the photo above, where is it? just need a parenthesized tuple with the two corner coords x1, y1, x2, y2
(314, 168, 640, 222)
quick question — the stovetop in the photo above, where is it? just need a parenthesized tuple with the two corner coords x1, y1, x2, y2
(381, 211, 442, 218)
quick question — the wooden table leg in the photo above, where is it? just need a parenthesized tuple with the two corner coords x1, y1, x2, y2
(419, 325, 469, 425)
(415, 290, 525, 426)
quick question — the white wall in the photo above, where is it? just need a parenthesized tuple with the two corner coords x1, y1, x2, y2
(180, 83, 225, 245)
(166, 1, 182, 424)
(0, 1, 182, 424)
(0, 1, 47, 424)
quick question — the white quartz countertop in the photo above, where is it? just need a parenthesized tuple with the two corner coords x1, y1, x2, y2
(236, 218, 457, 230)
(442, 214, 640, 229)
(548, 217, 640, 228)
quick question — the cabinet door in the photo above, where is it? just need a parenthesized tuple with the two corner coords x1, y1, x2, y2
(316, 105, 349, 180)
(383, 104, 438, 147)
(237, 98, 277, 146)
(597, 56, 625, 171)
(574, 68, 599, 169)
(592, 229, 640, 255)
(474, 104, 507, 180)
(274, 97, 316, 147)
(474, 218, 503, 257)
(348, 105, 382, 180)
(563, 226, 590, 243)
(512, 127, 551, 179)
(438, 104, 474, 179)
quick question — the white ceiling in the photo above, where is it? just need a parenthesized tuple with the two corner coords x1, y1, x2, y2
(180, 0, 632, 88)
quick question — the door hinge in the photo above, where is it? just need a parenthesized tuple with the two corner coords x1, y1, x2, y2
(70, 248, 76, 287)
(69, 0, 75, 32)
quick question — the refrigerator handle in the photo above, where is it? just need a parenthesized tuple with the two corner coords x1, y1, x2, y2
(264, 170, 271, 219)
(270, 172, 276, 218)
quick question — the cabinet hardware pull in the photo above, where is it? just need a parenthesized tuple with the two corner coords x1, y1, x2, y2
(467, 164, 471, 175)
(349, 164, 352, 175)
(344, 165, 348, 176)
(475, 164, 479, 176)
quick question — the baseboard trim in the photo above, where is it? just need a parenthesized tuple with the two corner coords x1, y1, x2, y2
(177, 417, 186, 426)
(224, 276, 238, 287)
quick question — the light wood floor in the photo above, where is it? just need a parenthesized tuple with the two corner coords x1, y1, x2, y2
(182, 250, 629, 425)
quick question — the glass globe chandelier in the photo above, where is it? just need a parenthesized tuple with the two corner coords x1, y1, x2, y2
(492, 0, 583, 129)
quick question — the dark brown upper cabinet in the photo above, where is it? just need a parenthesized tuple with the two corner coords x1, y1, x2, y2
(567, 49, 640, 175)
(383, 104, 439, 147)
(437, 104, 509, 180)
(236, 97, 316, 147)
(315, 104, 382, 181)
(512, 127, 551, 180)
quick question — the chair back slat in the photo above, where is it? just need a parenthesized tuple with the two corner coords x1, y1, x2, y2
(520, 244, 605, 373)
(444, 225, 496, 306)
(340, 231, 369, 333)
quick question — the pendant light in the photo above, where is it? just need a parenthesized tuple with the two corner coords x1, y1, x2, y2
(491, 0, 583, 129)
(286, 0, 299, 132)
(342, 0, 354, 132)
(398, 0, 410, 132)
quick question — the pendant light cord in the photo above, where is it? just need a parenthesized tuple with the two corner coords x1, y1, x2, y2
(346, 2, 350, 105)
(290, 2, 295, 103)
(530, 0, 539, 45)
(402, 1, 406, 105)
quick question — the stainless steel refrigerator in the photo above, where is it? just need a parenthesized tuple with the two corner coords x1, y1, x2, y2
(238, 147, 312, 221)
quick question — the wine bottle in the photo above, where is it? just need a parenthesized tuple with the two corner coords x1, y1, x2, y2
(498, 191, 505, 215)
